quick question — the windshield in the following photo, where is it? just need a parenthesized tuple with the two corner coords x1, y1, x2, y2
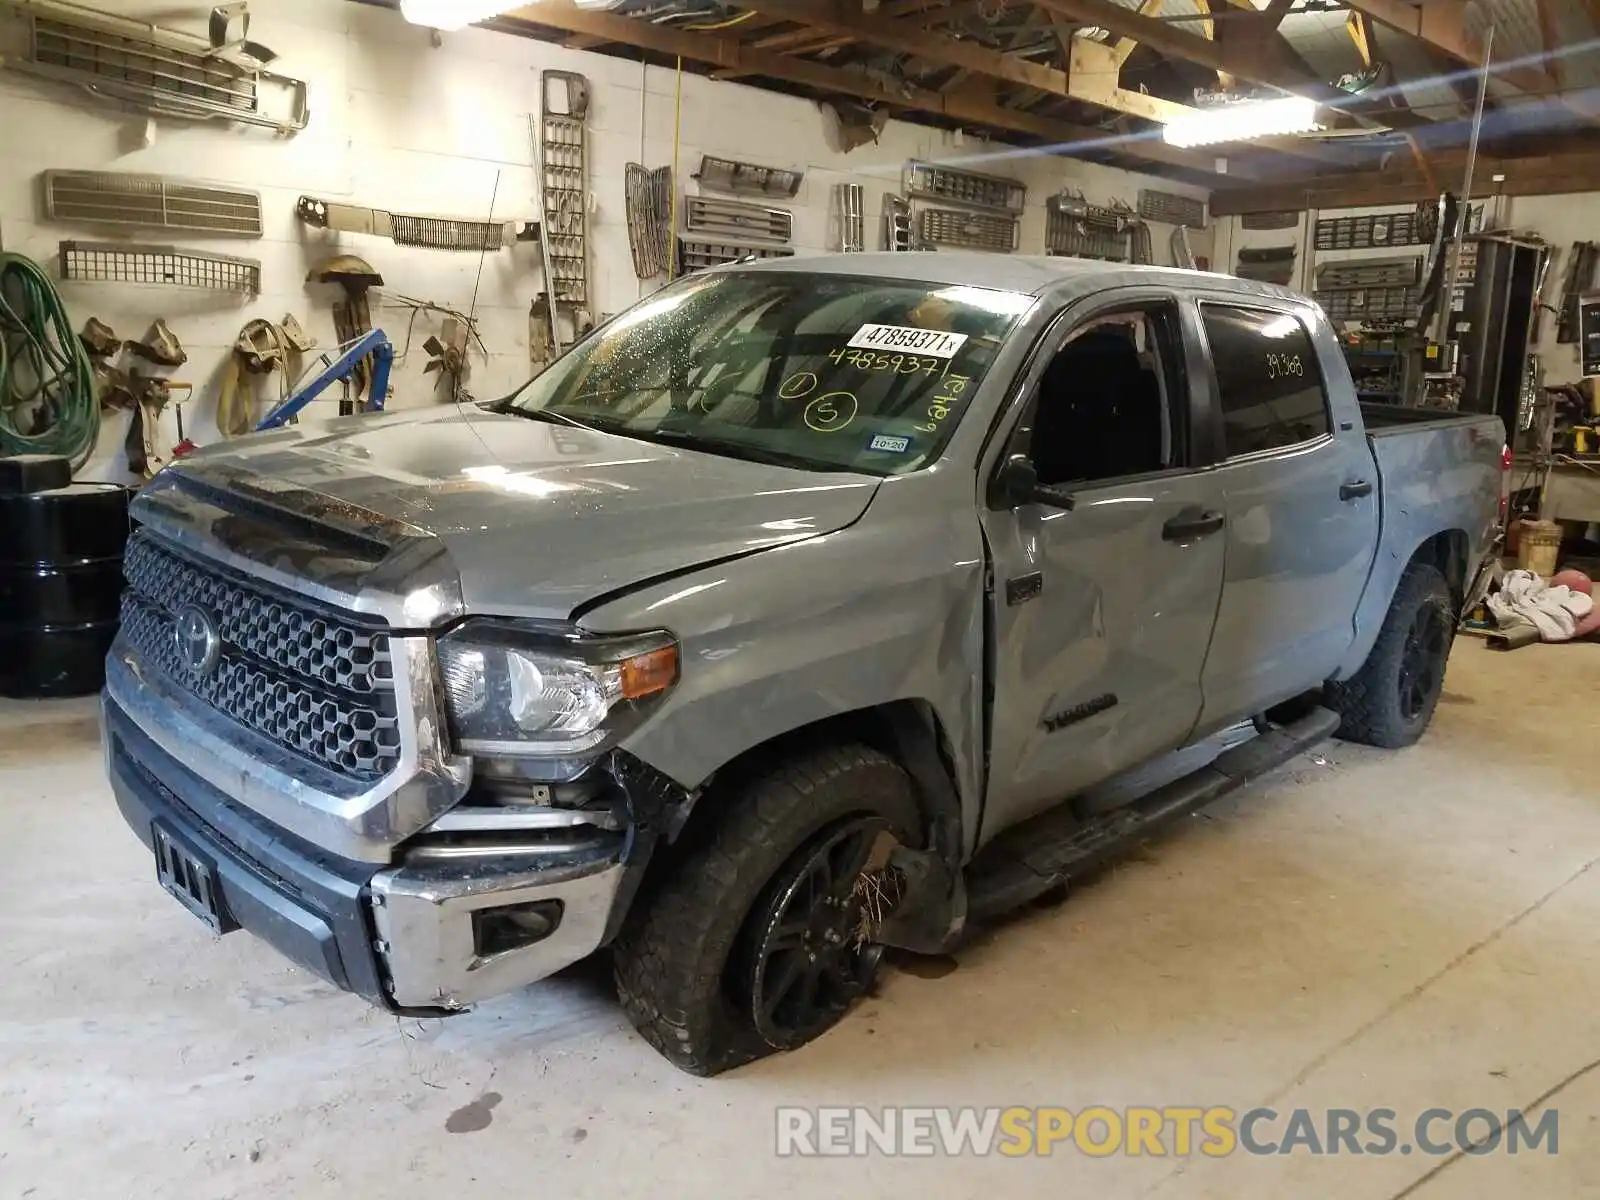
(503, 271, 1033, 474)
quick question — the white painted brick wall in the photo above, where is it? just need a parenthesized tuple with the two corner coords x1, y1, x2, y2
(0, 0, 1212, 480)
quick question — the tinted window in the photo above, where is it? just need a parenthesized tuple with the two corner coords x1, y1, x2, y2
(1028, 308, 1175, 487)
(1202, 305, 1329, 456)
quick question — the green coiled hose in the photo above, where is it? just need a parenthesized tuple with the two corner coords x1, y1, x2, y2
(0, 251, 99, 471)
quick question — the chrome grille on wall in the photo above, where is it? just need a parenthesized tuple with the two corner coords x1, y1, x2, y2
(3, 2, 310, 133)
(118, 531, 401, 780)
(683, 196, 792, 244)
(43, 171, 264, 237)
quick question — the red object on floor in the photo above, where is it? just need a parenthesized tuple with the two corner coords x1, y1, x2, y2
(1550, 569, 1593, 596)
(1550, 570, 1600, 637)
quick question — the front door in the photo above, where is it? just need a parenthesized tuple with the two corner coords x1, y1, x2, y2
(978, 296, 1228, 843)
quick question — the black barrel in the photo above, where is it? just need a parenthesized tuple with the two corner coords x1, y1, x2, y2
(0, 481, 132, 698)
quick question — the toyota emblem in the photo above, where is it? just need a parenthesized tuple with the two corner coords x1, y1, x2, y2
(172, 605, 221, 676)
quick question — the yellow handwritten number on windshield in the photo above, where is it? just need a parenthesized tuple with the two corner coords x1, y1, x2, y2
(804, 392, 859, 433)
(779, 371, 819, 400)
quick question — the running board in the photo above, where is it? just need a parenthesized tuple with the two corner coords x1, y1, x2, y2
(965, 706, 1341, 922)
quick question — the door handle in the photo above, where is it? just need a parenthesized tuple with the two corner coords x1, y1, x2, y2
(1340, 479, 1374, 501)
(1161, 508, 1225, 542)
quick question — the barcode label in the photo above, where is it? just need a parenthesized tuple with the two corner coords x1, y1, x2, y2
(847, 324, 968, 358)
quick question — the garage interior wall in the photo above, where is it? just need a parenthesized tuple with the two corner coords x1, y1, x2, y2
(0, 0, 1213, 483)
(1214, 192, 1596, 386)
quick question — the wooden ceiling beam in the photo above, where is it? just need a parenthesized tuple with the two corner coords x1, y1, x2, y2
(1340, 0, 1561, 97)
(718, 0, 990, 82)
(504, 1, 1238, 177)
(1112, 0, 1165, 68)
(1260, 0, 1296, 27)
(1211, 145, 1600, 213)
(1034, 0, 1438, 130)
(723, 0, 1344, 164)
(1031, 0, 1301, 86)
(1043, 11, 1076, 65)
(729, 0, 1068, 93)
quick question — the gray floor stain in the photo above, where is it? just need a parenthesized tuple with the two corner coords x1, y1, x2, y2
(445, 1092, 502, 1134)
(0, 714, 101, 762)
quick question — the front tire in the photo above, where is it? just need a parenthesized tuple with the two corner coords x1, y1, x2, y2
(612, 743, 921, 1076)
(1327, 561, 1455, 748)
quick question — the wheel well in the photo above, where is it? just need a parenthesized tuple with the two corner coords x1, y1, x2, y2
(663, 701, 965, 870)
(1410, 529, 1469, 611)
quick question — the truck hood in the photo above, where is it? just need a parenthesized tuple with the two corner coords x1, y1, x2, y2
(168, 406, 879, 620)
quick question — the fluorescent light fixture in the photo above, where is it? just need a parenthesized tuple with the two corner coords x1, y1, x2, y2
(399, 0, 530, 30)
(1162, 97, 1318, 148)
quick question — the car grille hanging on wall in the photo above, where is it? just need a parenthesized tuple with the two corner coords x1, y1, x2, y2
(1136, 189, 1206, 230)
(903, 161, 1026, 214)
(42, 171, 264, 237)
(58, 241, 261, 294)
(682, 196, 792, 245)
(918, 208, 1020, 253)
(1045, 192, 1143, 262)
(676, 240, 793, 274)
(625, 163, 673, 279)
(0, 0, 309, 133)
(1312, 255, 1423, 322)
(296, 197, 536, 252)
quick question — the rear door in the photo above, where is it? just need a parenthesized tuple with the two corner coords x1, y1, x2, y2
(1193, 300, 1381, 730)
(978, 290, 1229, 839)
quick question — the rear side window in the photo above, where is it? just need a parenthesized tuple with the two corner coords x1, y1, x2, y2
(1201, 305, 1330, 456)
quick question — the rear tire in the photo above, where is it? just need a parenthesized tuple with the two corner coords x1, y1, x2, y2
(612, 743, 921, 1076)
(1327, 561, 1455, 748)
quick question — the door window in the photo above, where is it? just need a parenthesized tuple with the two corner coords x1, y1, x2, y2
(1201, 305, 1330, 457)
(1023, 306, 1180, 488)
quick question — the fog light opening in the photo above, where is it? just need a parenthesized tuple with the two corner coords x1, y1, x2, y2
(472, 899, 565, 958)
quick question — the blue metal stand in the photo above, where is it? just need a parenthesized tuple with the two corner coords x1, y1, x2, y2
(255, 329, 394, 432)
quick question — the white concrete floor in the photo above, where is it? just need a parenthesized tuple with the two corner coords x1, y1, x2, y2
(3, 642, 1600, 1199)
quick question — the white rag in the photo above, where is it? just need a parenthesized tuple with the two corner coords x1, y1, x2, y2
(1487, 568, 1595, 642)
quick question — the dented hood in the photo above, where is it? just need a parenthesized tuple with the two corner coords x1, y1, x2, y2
(166, 406, 879, 620)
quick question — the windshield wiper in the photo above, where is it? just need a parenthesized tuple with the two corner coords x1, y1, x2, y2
(622, 426, 829, 472)
(499, 406, 832, 472)
(497, 405, 605, 434)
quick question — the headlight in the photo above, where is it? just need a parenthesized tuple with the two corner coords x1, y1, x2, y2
(437, 620, 678, 759)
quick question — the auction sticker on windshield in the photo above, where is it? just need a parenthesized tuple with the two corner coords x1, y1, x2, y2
(848, 324, 968, 358)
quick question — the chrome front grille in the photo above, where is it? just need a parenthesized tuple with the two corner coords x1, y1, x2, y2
(119, 531, 402, 780)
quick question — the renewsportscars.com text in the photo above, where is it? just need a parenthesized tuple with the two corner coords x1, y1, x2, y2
(774, 1106, 1559, 1158)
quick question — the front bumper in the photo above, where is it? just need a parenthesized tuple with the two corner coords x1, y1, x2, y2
(104, 696, 627, 1012)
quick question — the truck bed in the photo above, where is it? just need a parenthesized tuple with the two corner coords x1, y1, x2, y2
(1337, 402, 1504, 680)
(1358, 401, 1497, 434)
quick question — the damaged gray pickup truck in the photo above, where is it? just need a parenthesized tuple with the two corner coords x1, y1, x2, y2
(105, 254, 1504, 1075)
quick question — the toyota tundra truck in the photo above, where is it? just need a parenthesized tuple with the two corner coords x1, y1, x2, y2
(104, 254, 1504, 1075)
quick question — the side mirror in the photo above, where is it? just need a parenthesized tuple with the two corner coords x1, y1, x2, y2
(989, 454, 1040, 510)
